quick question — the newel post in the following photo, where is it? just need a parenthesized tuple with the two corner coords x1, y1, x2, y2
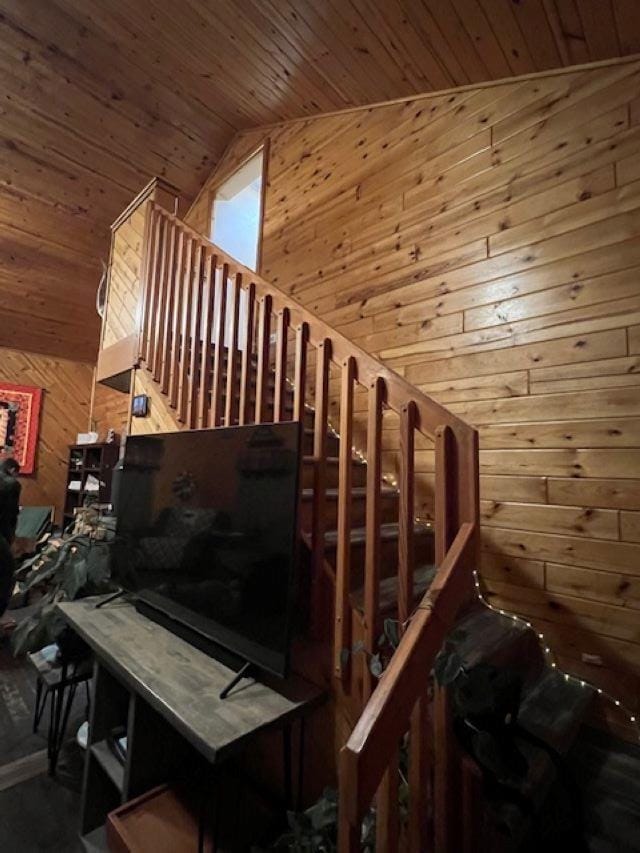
(134, 177, 181, 364)
(433, 423, 480, 852)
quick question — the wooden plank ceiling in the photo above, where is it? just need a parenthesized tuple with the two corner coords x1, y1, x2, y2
(2, 0, 640, 362)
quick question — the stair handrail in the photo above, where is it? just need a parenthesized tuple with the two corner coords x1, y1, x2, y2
(137, 199, 480, 852)
(141, 202, 475, 446)
(338, 521, 476, 849)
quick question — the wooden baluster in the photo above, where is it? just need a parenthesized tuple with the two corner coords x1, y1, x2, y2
(254, 295, 273, 423)
(197, 251, 216, 429)
(458, 428, 480, 609)
(293, 323, 309, 424)
(337, 803, 360, 853)
(376, 748, 400, 853)
(273, 307, 290, 422)
(238, 282, 256, 426)
(159, 222, 177, 393)
(311, 339, 331, 636)
(210, 263, 229, 427)
(138, 204, 158, 363)
(334, 356, 356, 683)
(145, 215, 165, 374)
(152, 218, 172, 382)
(434, 423, 458, 853)
(363, 375, 385, 701)
(293, 323, 310, 649)
(142, 209, 163, 370)
(167, 229, 186, 406)
(398, 401, 417, 631)
(435, 424, 456, 564)
(176, 237, 194, 423)
(225, 272, 241, 427)
(186, 242, 204, 429)
(409, 695, 434, 852)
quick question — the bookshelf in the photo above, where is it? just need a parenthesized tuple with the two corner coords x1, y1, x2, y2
(64, 443, 119, 529)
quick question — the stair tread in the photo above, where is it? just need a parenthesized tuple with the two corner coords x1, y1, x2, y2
(350, 563, 437, 614)
(324, 520, 433, 546)
(301, 485, 398, 500)
(302, 456, 365, 467)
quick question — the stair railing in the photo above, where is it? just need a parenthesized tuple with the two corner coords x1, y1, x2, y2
(137, 200, 479, 851)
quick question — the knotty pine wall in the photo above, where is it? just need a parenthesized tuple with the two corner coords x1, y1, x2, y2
(0, 348, 93, 519)
(193, 59, 640, 733)
(89, 381, 130, 444)
(102, 203, 146, 350)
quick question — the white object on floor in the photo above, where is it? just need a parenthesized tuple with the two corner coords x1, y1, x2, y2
(68, 480, 82, 492)
(39, 643, 59, 664)
(76, 721, 89, 750)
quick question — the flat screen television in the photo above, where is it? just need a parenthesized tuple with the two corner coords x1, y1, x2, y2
(111, 422, 302, 679)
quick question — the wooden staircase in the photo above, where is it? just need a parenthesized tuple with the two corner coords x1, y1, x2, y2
(125, 198, 482, 850)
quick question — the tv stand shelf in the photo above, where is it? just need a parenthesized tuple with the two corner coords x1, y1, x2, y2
(57, 598, 324, 843)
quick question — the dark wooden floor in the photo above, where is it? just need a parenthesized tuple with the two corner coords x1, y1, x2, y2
(0, 607, 85, 852)
(0, 607, 49, 767)
(0, 773, 84, 852)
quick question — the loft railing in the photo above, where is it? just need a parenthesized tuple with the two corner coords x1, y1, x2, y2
(137, 199, 480, 851)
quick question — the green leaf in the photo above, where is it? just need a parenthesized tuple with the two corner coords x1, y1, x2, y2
(448, 626, 469, 644)
(86, 545, 111, 589)
(383, 618, 400, 649)
(434, 648, 463, 686)
(22, 554, 61, 590)
(16, 550, 44, 575)
(10, 601, 65, 656)
(10, 615, 38, 656)
(369, 653, 383, 679)
(60, 556, 88, 599)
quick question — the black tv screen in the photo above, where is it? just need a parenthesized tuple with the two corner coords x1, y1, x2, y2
(112, 422, 302, 678)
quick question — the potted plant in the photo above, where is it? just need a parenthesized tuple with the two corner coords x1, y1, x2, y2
(11, 508, 116, 657)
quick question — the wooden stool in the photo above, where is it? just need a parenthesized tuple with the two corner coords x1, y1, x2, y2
(28, 646, 92, 775)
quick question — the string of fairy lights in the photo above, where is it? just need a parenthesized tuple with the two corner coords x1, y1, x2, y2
(297, 388, 639, 740)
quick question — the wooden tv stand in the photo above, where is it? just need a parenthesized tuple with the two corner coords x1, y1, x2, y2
(57, 598, 324, 848)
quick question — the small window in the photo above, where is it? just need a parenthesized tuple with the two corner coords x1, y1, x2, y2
(211, 149, 265, 272)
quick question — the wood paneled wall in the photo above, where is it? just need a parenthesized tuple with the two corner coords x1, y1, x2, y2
(129, 368, 185, 436)
(89, 381, 130, 444)
(5, 0, 640, 363)
(102, 204, 147, 350)
(0, 347, 93, 519)
(197, 59, 640, 730)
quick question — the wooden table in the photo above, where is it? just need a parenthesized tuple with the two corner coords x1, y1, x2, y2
(57, 597, 323, 846)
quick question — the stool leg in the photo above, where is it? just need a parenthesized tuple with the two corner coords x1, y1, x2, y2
(47, 688, 61, 774)
(33, 679, 44, 734)
(55, 682, 77, 767)
(297, 717, 306, 811)
(283, 724, 293, 810)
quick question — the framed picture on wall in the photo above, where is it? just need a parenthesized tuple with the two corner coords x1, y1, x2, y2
(0, 382, 43, 475)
